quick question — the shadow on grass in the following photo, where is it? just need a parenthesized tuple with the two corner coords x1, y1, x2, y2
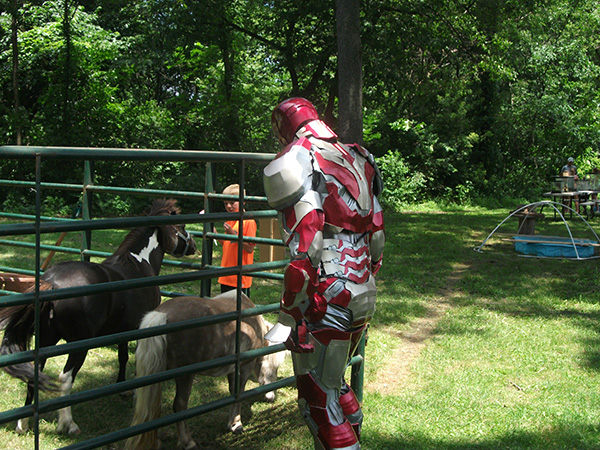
(378, 211, 600, 375)
(0, 366, 297, 449)
(9, 346, 298, 449)
(366, 421, 600, 450)
(4, 209, 600, 449)
(453, 236, 600, 373)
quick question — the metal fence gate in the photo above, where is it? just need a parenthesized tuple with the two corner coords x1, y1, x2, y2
(0, 145, 366, 449)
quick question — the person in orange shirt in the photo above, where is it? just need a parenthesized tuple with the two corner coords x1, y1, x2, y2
(217, 184, 257, 297)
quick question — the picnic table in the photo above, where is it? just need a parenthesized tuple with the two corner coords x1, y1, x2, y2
(542, 190, 600, 219)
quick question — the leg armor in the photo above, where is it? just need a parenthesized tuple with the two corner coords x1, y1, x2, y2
(339, 383, 363, 441)
(293, 326, 366, 450)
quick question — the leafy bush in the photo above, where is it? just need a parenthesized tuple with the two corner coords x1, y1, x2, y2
(376, 150, 427, 211)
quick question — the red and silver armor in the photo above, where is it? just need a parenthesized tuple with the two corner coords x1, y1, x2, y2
(264, 98, 385, 450)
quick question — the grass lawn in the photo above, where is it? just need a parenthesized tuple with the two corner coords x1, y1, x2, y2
(2, 205, 600, 449)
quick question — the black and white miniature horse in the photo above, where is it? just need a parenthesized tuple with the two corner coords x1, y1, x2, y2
(0, 198, 196, 435)
(125, 291, 285, 450)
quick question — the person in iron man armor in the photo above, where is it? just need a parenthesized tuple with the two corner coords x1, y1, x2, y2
(264, 97, 385, 450)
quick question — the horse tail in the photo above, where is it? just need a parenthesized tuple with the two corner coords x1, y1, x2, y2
(125, 310, 168, 450)
(0, 282, 57, 391)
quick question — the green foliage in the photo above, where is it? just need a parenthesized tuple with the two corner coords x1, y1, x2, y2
(376, 150, 426, 210)
(92, 194, 143, 217)
(576, 147, 600, 175)
(2, 0, 600, 207)
(363, 0, 600, 201)
(40, 195, 77, 217)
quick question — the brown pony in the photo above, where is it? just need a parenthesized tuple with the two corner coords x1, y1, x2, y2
(125, 291, 285, 450)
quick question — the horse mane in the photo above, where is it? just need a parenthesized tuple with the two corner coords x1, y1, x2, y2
(107, 198, 181, 259)
(145, 198, 180, 217)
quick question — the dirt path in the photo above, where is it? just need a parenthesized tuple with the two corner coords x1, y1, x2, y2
(365, 263, 469, 395)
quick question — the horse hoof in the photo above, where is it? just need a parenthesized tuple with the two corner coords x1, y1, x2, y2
(57, 422, 81, 435)
(15, 418, 29, 435)
(263, 392, 276, 403)
(230, 423, 244, 434)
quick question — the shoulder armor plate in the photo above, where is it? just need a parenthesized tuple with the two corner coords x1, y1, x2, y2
(264, 138, 313, 210)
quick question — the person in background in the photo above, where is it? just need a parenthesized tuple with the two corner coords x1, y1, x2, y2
(263, 97, 385, 450)
(217, 184, 256, 297)
(561, 157, 578, 176)
(560, 157, 579, 212)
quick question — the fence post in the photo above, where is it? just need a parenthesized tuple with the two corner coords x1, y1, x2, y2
(33, 154, 42, 450)
(351, 332, 366, 403)
(201, 162, 215, 297)
(82, 160, 94, 262)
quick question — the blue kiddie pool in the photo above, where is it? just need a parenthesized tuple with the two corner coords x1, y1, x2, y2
(513, 235, 597, 258)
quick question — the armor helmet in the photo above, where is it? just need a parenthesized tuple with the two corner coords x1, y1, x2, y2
(272, 97, 319, 146)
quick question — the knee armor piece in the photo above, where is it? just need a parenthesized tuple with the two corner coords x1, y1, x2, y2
(292, 327, 367, 389)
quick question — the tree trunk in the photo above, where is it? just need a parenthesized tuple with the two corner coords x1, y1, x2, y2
(220, 37, 240, 150)
(335, 0, 363, 145)
(11, 0, 22, 145)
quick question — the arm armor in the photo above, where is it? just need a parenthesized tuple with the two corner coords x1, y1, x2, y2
(264, 142, 327, 328)
(280, 191, 324, 259)
(277, 257, 319, 326)
(369, 157, 385, 274)
(349, 143, 384, 198)
(277, 206, 326, 327)
(370, 228, 385, 275)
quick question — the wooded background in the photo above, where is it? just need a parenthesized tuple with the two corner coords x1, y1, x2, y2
(2, 0, 600, 214)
